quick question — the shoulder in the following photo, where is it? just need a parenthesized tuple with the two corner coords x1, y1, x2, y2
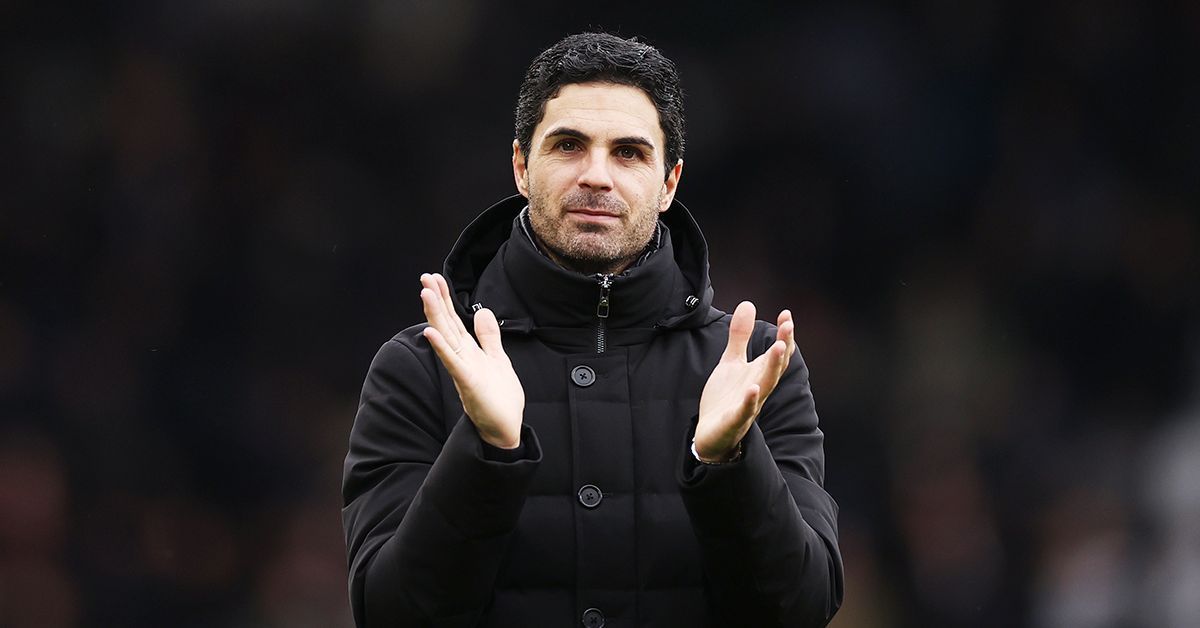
(366, 323, 440, 384)
(385, 322, 432, 352)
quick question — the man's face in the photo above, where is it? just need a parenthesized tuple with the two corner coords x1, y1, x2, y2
(513, 82, 683, 275)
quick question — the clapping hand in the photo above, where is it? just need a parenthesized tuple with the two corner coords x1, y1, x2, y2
(694, 301, 795, 462)
(419, 273, 525, 449)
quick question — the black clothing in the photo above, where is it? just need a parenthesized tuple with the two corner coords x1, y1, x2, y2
(342, 195, 843, 627)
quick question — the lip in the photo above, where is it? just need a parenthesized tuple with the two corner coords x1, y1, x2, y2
(567, 208, 621, 223)
(568, 208, 620, 217)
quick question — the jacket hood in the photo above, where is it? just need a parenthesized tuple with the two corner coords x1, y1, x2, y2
(443, 194, 724, 334)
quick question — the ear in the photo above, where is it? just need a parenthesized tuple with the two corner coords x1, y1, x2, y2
(658, 159, 684, 212)
(512, 139, 530, 198)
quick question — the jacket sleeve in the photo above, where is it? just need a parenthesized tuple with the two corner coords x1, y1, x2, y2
(342, 334, 542, 627)
(677, 324, 844, 627)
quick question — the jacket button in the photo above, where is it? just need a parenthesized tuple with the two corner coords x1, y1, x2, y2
(581, 607, 605, 628)
(571, 365, 596, 387)
(578, 484, 602, 508)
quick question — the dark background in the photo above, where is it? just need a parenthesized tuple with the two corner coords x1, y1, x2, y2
(3, 2, 1198, 626)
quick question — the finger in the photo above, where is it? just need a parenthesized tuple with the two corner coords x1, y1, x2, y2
(741, 383, 762, 423)
(432, 273, 468, 336)
(773, 336, 790, 382)
(473, 307, 505, 356)
(777, 318, 795, 373)
(422, 326, 467, 378)
(421, 274, 462, 344)
(421, 284, 464, 349)
(722, 301, 756, 362)
(777, 310, 794, 349)
(755, 340, 788, 401)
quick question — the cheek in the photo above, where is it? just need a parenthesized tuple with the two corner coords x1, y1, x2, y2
(622, 172, 663, 201)
(651, 185, 668, 206)
(531, 164, 574, 191)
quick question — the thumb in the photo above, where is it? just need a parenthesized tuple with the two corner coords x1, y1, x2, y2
(722, 301, 756, 362)
(473, 308, 505, 356)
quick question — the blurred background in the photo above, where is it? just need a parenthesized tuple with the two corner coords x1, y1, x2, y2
(2, 1, 1198, 626)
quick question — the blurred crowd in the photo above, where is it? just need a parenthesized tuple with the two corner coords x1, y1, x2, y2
(2, 1, 1197, 626)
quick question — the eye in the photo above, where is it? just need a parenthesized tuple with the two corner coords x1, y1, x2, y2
(616, 146, 643, 160)
(556, 139, 580, 152)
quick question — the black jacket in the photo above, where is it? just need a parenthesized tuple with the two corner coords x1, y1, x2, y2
(342, 196, 843, 627)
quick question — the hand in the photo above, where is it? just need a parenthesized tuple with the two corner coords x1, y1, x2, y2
(695, 301, 794, 462)
(419, 273, 525, 449)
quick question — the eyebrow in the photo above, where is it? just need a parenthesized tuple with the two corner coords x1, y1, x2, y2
(544, 127, 657, 152)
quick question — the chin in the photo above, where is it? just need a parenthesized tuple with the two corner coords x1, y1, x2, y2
(565, 235, 618, 255)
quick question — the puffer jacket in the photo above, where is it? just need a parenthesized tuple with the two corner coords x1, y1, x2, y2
(342, 195, 843, 627)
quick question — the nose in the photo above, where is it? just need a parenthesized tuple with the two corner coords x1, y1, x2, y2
(577, 148, 614, 191)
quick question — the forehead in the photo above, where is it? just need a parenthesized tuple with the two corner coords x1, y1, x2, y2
(535, 82, 664, 146)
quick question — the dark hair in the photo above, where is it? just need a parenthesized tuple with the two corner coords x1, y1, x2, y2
(514, 32, 685, 178)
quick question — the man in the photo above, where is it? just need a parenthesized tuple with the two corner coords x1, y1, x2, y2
(343, 32, 843, 627)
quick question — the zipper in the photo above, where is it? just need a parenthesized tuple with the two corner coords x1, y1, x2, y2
(595, 273, 612, 353)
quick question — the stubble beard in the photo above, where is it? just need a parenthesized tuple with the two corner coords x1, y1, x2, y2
(527, 186, 663, 275)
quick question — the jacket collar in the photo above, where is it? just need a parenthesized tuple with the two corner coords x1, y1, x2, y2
(444, 195, 722, 333)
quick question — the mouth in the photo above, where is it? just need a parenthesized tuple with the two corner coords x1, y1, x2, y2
(566, 208, 621, 224)
(567, 207, 621, 217)
(564, 210, 619, 226)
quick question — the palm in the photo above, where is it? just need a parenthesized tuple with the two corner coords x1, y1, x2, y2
(699, 359, 764, 437)
(420, 273, 524, 449)
(447, 328, 525, 440)
(694, 302, 795, 461)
